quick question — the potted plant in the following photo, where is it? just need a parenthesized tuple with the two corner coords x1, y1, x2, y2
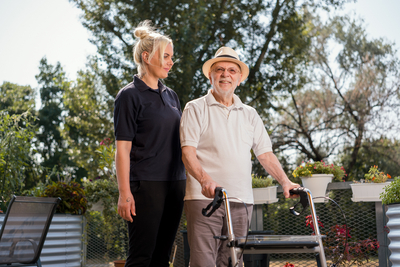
(292, 161, 346, 203)
(41, 180, 88, 214)
(380, 176, 400, 265)
(350, 165, 391, 202)
(252, 174, 278, 204)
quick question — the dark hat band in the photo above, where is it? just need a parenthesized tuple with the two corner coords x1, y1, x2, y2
(215, 55, 239, 60)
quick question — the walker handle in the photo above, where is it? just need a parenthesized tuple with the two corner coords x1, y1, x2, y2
(289, 187, 309, 216)
(202, 187, 224, 217)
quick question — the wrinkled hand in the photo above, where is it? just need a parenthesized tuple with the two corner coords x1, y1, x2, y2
(282, 181, 300, 199)
(200, 178, 221, 198)
(118, 193, 135, 222)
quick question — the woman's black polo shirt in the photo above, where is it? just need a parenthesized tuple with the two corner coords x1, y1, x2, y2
(114, 76, 186, 182)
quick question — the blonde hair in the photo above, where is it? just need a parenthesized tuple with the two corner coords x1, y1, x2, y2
(133, 20, 173, 77)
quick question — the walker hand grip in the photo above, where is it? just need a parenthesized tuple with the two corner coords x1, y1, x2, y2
(289, 187, 309, 216)
(289, 187, 306, 195)
(202, 187, 224, 217)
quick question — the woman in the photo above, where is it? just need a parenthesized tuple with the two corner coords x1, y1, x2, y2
(113, 20, 186, 267)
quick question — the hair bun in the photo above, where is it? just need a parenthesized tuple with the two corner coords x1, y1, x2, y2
(134, 27, 149, 40)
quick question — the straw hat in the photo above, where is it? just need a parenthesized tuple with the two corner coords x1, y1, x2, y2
(202, 47, 249, 83)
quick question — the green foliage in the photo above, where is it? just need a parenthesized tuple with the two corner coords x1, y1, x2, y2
(83, 139, 125, 260)
(363, 165, 389, 183)
(380, 177, 400, 205)
(84, 178, 127, 260)
(96, 138, 116, 180)
(0, 111, 37, 206)
(41, 181, 88, 214)
(86, 211, 128, 261)
(70, 0, 347, 109)
(35, 57, 82, 180)
(61, 63, 114, 179)
(270, 14, 400, 177)
(0, 82, 36, 115)
(251, 174, 274, 188)
(292, 161, 346, 182)
(84, 178, 119, 219)
(84, 138, 118, 219)
(340, 138, 400, 181)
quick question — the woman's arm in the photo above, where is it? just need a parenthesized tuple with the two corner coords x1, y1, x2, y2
(115, 140, 135, 222)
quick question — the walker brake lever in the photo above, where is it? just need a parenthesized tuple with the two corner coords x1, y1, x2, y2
(202, 187, 224, 217)
(289, 187, 309, 216)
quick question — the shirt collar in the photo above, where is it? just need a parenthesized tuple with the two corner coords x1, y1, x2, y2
(134, 75, 167, 93)
(205, 89, 244, 109)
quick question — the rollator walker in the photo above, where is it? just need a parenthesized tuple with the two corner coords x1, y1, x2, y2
(202, 187, 327, 267)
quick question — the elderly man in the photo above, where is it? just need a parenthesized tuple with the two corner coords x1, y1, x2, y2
(180, 47, 299, 267)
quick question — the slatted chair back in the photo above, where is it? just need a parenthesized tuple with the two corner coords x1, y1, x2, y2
(0, 195, 60, 267)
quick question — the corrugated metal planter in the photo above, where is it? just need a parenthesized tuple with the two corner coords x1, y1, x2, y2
(0, 213, 86, 267)
(252, 186, 278, 204)
(350, 182, 391, 202)
(300, 174, 333, 203)
(387, 203, 400, 266)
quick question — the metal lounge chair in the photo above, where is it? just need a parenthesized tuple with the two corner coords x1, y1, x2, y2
(0, 195, 60, 267)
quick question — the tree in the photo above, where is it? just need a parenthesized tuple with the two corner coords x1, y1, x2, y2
(0, 81, 36, 115)
(0, 111, 37, 208)
(270, 15, 400, 178)
(69, 0, 350, 177)
(70, 0, 348, 110)
(35, 57, 78, 180)
(62, 58, 115, 179)
(340, 138, 400, 180)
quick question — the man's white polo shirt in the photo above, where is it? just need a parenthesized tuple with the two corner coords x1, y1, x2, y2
(180, 90, 272, 204)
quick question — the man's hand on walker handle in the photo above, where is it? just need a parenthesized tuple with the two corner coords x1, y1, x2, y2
(200, 177, 221, 198)
(118, 192, 136, 222)
(281, 181, 300, 199)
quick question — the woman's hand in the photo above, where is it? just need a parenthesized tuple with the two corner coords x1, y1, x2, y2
(118, 192, 135, 222)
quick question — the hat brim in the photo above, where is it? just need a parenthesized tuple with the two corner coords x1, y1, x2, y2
(202, 57, 249, 83)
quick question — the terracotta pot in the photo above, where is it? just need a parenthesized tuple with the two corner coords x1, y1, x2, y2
(113, 260, 126, 267)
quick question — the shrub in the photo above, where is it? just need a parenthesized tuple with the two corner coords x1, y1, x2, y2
(252, 174, 274, 188)
(41, 181, 87, 214)
(380, 176, 400, 204)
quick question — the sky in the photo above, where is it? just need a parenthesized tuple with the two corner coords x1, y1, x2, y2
(1, 0, 400, 91)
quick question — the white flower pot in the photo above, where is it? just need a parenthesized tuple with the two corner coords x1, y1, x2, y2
(350, 182, 391, 202)
(300, 174, 333, 203)
(252, 186, 278, 204)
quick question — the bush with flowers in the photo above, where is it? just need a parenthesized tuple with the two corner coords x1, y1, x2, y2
(305, 215, 379, 266)
(292, 161, 346, 182)
(363, 165, 391, 183)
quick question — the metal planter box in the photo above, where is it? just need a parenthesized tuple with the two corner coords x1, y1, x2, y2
(387, 203, 400, 266)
